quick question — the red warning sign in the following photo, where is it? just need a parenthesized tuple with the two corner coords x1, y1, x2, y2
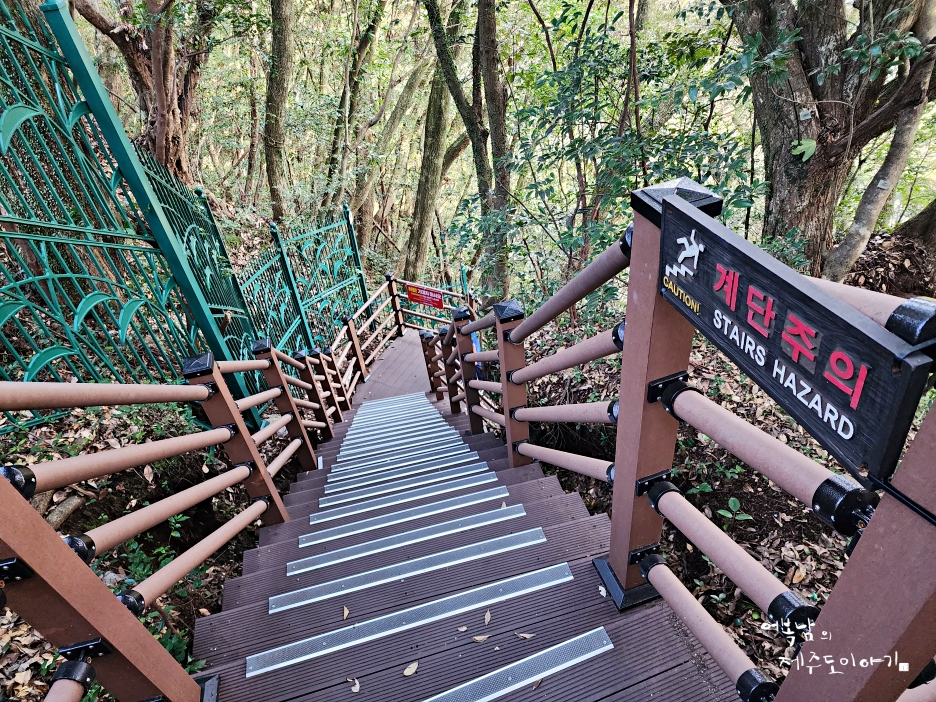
(405, 284, 444, 309)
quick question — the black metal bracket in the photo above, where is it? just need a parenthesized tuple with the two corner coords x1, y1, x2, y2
(647, 370, 689, 404)
(512, 439, 529, 453)
(0, 557, 33, 583)
(59, 637, 113, 661)
(509, 405, 526, 421)
(867, 473, 936, 530)
(592, 556, 660, 611)
(195, 382, 217, 401)
(628, 542, 660, 565)
(51, 660, 96, 692)
(1, 464, 37, 499)
(234, 461, 256, 476)
(217, 423, 238, 441)
(635, 469, 671, 497)
(250, 494, 272, 508)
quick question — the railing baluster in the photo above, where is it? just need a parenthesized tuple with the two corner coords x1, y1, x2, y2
(386, 273, 406, 336)
(493, 301, 531, 468)
(439, 326, 463, 414)
(453, 306, 484, 434)
(182, 352, 290, 525)
(292, 350, 335, 441)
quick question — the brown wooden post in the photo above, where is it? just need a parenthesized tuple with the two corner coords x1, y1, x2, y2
(775, 407, 936, 702)
(596, 180, 722, 609)
(321, 349, 352, 411)
(386, 273, 406, 336)
(494, 301, 532, 468)
(182, 353, 290, 525)
(292, 350, 334, 441)
(418, 331, 443, 399)
(312, 348, 346, 421)
(454, 306, 484, 434)
(250, 339, 317, 472)
(0, 477, 201, 701)
(440, 326, 463, 414)
(342, 314, 370, 382)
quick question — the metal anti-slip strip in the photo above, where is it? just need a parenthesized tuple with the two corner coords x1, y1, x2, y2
(338, 427, 458, 456)
(332, 444, 472, 482)
(272, 528, 545, 612)
(326, 454, 481, 484)
(333, 441, 467, 472)
(343, 417, 446, 441)
(336, 434, 461, 463)
(299, 486, 509, 547)
(319, 463, 488, 507)
(245, 563, 574, 678)
(422, 627, 614, 702)
(324, 460, 487, 494)
(288, 504, 526, 575)
(308, 473, 499, 524)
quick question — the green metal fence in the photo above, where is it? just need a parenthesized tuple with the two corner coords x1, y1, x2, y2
(0, 0, 370, 431)
(0, 1, 203, 431)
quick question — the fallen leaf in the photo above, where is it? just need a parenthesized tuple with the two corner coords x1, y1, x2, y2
(792, 567, 806, 584)
(143, 464, 154, 483)
(457, 626, 467, 632)
(598, 585, 607, 598)
(472, 635, 490, 642)
(198, 608, 211, 617)
(501, 501, 507, 508)
(343, 606, 350, 620)
(403, 661, 418, 676)
(532, 679, 542, 690)
(351, 678, 360, 693)
(484, 609, 491, 625)
(515, 632, 535, 639)
(494, 646, 500, 651)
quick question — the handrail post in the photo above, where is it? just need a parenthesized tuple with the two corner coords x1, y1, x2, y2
(494, 301, 532, 468)
(250, 339, 317, 472)
(419, 331, 444, 399)
(597, 180, 720, 609)
(311, 348, 345, 422)
(321, 348, 351, 411)
(386, 273, 406, 336)
(440, 326, 463, 414)
(292, 350, 334, 441)
(775, 408, 936, 701)
(0, 476, 201, 700)
(182, 352, 290, 524)
(342, 314, 370, 383)
(453, 306, 484, 434)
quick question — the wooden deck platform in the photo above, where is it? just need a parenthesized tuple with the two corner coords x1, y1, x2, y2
(191, 336, 740, 701)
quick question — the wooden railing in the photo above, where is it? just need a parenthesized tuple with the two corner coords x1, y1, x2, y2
(419, 177, 936, 702)
(0, 339, 352, 700)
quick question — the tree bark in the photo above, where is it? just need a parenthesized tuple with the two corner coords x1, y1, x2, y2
(894, 197, 936, 260)
(264, 0, 295, 223)
(73, 0, 216, 182)
(350, 61, 430, 217)
(245, 47, 263, 204)
(477, 0, 510, 298)
(725, 0, 934, 274)
(403, 69, 453, 281)
(824, 55, 935, 280)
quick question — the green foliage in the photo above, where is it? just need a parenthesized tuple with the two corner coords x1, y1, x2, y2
(791, 139, 817, 162)
(717, 496, 754, 523)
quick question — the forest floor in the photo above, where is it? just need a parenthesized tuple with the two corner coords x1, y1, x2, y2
(1, 232, 933, 699)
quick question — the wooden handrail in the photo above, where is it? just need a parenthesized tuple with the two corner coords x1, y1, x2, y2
(215, 359, 271, 373)
(510, 323, 623, 385)
(515, 441, 612, 481)
(464, 350, 499, 363)
(508, 238, 630, 344)
(234, 387, 284, 412)
(360, 296, 393, 329)
(273, 349, 304, 370)
(267, 438, 303, 477)
(26, 427, 234, 493)
(350, 280, 391, 320)
(251, 413, 293, 445)
(459, 313, 495, 334)
(402, 307, 450, 325)
(513, 401, 616, 424)
(470, 404, 505, 427)
(0, 381, 210, 411)
(468, 379, 501, 394)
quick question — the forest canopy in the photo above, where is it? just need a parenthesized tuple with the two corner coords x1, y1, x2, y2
(73, 0, 936, 301)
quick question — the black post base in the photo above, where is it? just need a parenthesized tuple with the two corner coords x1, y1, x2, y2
(593, 556, 660, 611)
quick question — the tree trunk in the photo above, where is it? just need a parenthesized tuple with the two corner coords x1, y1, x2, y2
(823, 60, 934, 281)
(402, 69, 452, 281)
(894, 197, 936, 261)
(477, 0, 510, 298)
(265, 0, 295, 223)
(245, 48, 263, 204)
(350, 61, 429, 216)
